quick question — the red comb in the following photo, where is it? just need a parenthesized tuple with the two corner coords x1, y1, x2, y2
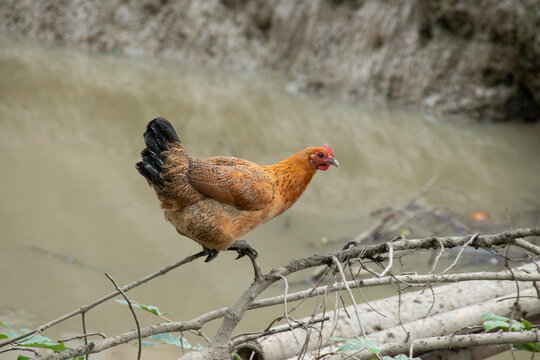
(323, 144, 334, 157)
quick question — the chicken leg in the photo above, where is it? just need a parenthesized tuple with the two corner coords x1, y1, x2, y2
(201, 240, 261, 280)
(229, 240, 262, 281)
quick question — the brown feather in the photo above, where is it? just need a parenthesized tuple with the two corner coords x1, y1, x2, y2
(187, 159, 273, 211)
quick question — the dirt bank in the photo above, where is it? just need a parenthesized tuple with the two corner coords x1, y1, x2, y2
(1, 0, 539, 122)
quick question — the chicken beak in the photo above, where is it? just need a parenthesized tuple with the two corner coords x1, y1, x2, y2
(328, 157, 340, 167)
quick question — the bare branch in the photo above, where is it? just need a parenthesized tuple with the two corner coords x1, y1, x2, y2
(378, 244, 393, 277)
(0, 346, 40, 357)
(251, 271, 540, 311)
(0, 251, 206, 349)
(29, 229, 540, 360)
(57, 332, 107, 343)
(278, 274, 299, 345)
(354, 329, 540, 360)
(441, 233, 478, 274)
(231, 317, 330, 347)
(513, 237, 540, 256)
(331, 256, 366, 337)
(38, 316, 216, 360)
(427, 238, 445, 274)
(81, 311, 88, 360)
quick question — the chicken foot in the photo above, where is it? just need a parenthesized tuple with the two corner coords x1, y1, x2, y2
(202, 247, 220, 262)
(201, 240, 262, 280)
(228, 240, 262, 281)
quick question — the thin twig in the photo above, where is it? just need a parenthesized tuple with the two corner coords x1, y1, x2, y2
(331, 256, 366, 337)
(251, 270, 540, 311)
(513, 238, 540, 256)
(441, 233, 478, 274)
(81, 312, 88, 360)
(278, 274, 299, 345)
(378, 245, 393, 277)
(0, 251, 206, 348)
(326, 272, 342, 347)
(396, 280, 408, 343)
(0, 346, 40, 356)
(408, 332, 414, 359)
(0, 250, 206, 349)
(57, 333, 107, 343)
(105, 273, 142, 360)
(190, 329, 211, 344)
(428, 238, 445, 274)
(348, 265, 386, 317)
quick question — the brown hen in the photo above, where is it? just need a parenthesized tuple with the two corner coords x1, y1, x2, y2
(136, 117, 338, 278)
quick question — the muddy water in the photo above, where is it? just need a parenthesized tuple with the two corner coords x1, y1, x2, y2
(0, 34, 539, 359)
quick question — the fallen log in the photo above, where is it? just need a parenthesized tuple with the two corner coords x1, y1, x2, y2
(233, 261, 540, 360)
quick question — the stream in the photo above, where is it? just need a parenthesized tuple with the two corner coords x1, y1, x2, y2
(0, 34, 538, 359)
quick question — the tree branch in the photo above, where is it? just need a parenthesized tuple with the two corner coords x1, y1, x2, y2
(250, 271, 540, 310)
(0, 251, 206, 349)
(354, 329, 540, 359)
(30, 228, 539, 360)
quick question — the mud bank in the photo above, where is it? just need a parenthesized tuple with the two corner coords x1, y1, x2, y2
(1, 0, 539, 121)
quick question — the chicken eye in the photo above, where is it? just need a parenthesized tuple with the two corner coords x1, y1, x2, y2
(317, 152, 324, 159)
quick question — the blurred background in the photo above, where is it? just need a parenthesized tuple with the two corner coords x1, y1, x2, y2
(0, 1, 539, 359)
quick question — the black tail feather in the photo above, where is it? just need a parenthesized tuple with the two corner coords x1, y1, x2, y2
(136, 117, 181, 186)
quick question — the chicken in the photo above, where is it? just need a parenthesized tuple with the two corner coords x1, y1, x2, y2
(136, 117, 339, 278)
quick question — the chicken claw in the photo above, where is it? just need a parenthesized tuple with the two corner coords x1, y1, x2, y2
(203, 246, 219, 263)
(229, 240, 259, 259)
(228, 240, 262, 280)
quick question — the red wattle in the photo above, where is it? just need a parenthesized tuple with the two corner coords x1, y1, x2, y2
(318, 164, 330, 171)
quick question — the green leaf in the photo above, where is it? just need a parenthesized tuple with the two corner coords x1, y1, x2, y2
(480, 313, 509, 322)
(147, 333, 183, 347)
(510, 320, 525, 331)
(483, 320, 509, 332)
(336, 338, 382, 354)
(521, 319, 533, 330)
(361, 338, 383, 354)
(337, 342, 363, 351)
(0, 322, 18, 338)
(138, 304, 161, 316)
(0, 323, 69, 353)
(17, 356, 31, 360)
(114, 299, 166, 316)
(21, 340, 68, 352)
(19, 333, 68, 352)
(512, 343, 537, 352)
(329, 336, 347, 342)
(144, 333, 200, 350)
(232, 353, 243, 360)
(114, 299, 130, 307)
